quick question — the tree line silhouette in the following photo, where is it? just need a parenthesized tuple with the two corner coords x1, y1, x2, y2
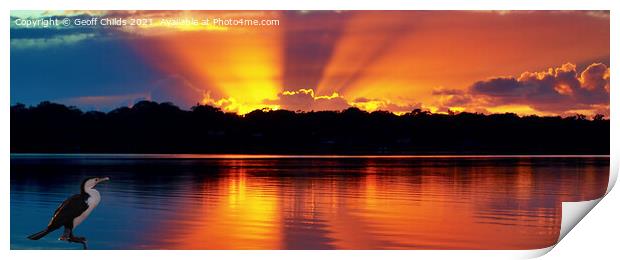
(11, 101, 609, 154)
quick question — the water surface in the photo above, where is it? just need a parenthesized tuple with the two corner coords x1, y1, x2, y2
(11, 155, 609, 249)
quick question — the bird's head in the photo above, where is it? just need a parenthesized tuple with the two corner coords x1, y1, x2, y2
(82, 176, 110, 191)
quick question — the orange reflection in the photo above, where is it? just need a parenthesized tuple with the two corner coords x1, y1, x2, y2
(152, 158, 607, 249)
(159, 166, 281, 249)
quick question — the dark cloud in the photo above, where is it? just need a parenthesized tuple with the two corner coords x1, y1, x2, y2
(435, 63, 610, 115)
(431, 88, 466, 96)
(437, 94, 476, 107)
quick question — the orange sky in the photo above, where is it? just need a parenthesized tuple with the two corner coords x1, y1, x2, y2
(128, 11, 609, 116)
(14, 10, 608, 116)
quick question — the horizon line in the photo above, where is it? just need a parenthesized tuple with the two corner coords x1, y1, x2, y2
(10, 100, 610, 119)
(10, 153, 612, 159)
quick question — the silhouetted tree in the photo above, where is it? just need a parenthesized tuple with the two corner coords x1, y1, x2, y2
(10, 101, 610, 155)
(594, 114, 605, 121)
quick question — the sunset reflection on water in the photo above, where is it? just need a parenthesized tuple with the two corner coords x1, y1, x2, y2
(11, 156, 609, 249)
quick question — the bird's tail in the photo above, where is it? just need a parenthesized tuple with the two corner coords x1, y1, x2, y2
(27, 228, 51, 240)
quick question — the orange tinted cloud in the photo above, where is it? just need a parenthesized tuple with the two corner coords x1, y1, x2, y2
(434, 63, 610, 116)
(313, 11, 609, 109)
(275, 89, 349, 111)
(264, 88, 420, 113)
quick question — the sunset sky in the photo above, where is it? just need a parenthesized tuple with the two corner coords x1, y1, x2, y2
(10, 11, 610, 116)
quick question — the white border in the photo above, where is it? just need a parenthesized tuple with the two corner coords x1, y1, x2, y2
(2, 1, 617, 259)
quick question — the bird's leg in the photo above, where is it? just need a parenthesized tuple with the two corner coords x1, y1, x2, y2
(69, 230, 88, 249)
(68, 230, 87, 243)
(66, 230, 88, 249)
(60, 227, 87, 247)
(59, 227, 71, 241)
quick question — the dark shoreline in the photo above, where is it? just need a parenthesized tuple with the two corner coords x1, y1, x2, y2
(11, 100, 610, 155)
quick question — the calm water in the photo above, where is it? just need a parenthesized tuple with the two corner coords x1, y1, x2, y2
(10, 155, 609, 250)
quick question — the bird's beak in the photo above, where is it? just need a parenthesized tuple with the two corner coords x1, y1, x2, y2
(99, 177, 110, 183)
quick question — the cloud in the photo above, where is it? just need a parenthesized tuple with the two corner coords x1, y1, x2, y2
(53, 75, 207, 111)
(11, 33, 96, 49)
(200, 88, 349, 114)
(434, 62, 610, 116)
(54, 75, 207, 111)
(351, 97, 422, 114)
(10, 14, 131, 49)
(57, 93, 149, 111)
(579, 63, 610, 93)
(202, 94, 280, 114)
(431, 88, 466, 96)
(10, 16, 106, 49)
(271, 89, 421, 113)
(275, 89, 350, 111)
(200, 88, 422, 114)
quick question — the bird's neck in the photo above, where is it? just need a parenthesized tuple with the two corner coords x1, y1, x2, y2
(82, 187, 99, 197)
(82, 187, 101, 207)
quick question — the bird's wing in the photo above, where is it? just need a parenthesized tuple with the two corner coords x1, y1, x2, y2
(48, 194, 89, 228)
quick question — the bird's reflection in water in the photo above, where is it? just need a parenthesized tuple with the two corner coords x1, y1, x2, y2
(11, 156, 609, 249)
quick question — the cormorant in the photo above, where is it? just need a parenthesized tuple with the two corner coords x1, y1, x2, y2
(27, 177, 110, 249)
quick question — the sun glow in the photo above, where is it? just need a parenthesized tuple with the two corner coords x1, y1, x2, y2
(486, 105, 546, 116)
(202, 95, 280, 114)
(133, 11, 283, 114)
(123, 11, 609, 116)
